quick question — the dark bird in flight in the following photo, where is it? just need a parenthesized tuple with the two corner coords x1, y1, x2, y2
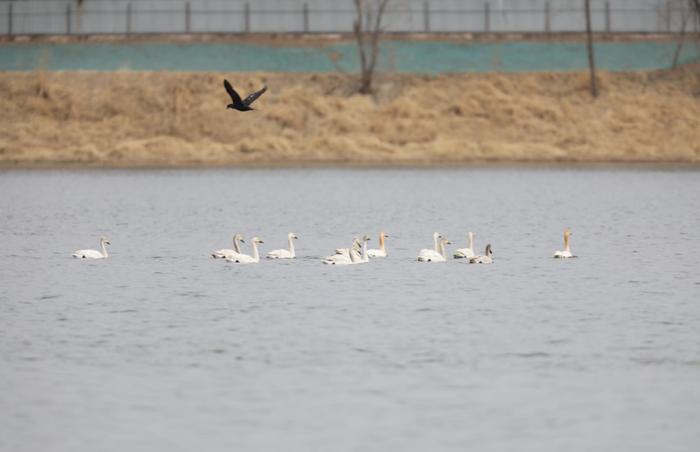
(224, 79, 267, 111)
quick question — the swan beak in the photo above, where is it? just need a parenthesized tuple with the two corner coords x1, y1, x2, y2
(240, 239, 245, 243)
(105, 241, 111, 245)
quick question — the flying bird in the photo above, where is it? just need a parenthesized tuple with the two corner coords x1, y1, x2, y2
(223, 79, 267, 111)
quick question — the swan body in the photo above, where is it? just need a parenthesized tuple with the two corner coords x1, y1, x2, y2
(72, 237, 110, 259)
(212, 233, 245, 258)
(324, 240, 359, 265)
(453, 232, 475, 259)
(553, 228, 573, 258)
(324, 253, 353, 265)
(226, 237, 263, 264)
(267, 232, 298, 259)
(469, 244, 493, 264)
(417, 232, 443, 260)
(336, 232, 387, 258)
(367, 232, 389, 258)
(325, 237, 358, 264)
(324, 236, 370, 265)
(353, 235, 371, 264)
(418, 238, 450, 262)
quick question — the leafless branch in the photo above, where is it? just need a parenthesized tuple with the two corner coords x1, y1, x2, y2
(584, 0, 598, 98)
(353, 0, 390, 94)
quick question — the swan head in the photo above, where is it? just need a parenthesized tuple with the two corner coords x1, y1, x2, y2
(100, 236, 111, 245)
(564, 228, 572, 238)
(252, 237, 263, 244)
(362, 235, 371, 242)
(485, 244, 493, 256)
(380, 231, 388, 239)
(289, 232, 299, 240)
(233, 234, 245, 243)
(433, 232, 442, 240)
(441, 239, 451, 245)
(469, 231, 474, 240)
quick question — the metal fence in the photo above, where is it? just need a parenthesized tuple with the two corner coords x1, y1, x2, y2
(0, 0, 694, 36)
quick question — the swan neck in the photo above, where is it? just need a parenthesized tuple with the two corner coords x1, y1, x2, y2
(564, 234, 570, 252)
(101, 240, 108, 258)
(234, 237, 241, 254)
(439, 241, 446, 258)
(349, 241, 359, 263)
(252, 242, 259, 261)
(434, 234, 439, 252)
(288, 235, 295, 255)
(468, 233, 473, 250)
(379, 234, 385, 252)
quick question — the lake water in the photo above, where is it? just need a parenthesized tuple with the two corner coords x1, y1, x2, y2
(1, 168, 699, 452)
(2, 41, 699, 73)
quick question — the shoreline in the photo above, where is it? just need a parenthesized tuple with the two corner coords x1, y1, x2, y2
(2, 68, 698, 168)
(3, 159, 700, 171)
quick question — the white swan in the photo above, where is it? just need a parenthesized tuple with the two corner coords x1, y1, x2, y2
(418, 238, 451, 262)
(324, 238, 360, 265)
(469, 244, 493, 264)
(336, 232, 387, 258)
(226, 237, 263, 264)
(417, 232, 443, 260)
(324, 236, 370, 265)
(333, 242, 356, 256)
(553, 228, 573, 258)
(212, 233, 245, 258)
(367, 232, 389, 258)
(72, 236, 110, 259)
(334, 247, 351, 256)
(353, 235, 371, 264)
(267, 232, 298, 259)
(453, 232, 475, 259)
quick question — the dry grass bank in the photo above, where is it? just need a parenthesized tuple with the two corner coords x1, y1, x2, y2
(1, 67, 699, 167)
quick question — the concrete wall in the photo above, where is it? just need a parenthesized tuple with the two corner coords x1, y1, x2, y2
(0, 0, 691, 35)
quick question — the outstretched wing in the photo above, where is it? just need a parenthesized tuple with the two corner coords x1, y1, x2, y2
(243, 86, 268, 106)
(223, 79, 244, 107)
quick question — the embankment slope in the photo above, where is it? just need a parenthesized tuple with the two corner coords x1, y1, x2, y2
(1, 67, 698, 167)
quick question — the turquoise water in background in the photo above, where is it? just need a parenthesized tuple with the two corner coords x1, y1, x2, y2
(1, 40, 698, 72)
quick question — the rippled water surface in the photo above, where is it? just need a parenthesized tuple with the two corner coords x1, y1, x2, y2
(1, 168, 699, 452)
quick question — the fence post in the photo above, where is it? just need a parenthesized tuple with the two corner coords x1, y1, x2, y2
(605, 1, 611, 33)
(66, 3, 72, 34)
(185, 2, 191, 33)
(126, 3, 131, 35)
(303, 3, 309, 33)
(7, 2, 12, 36)
(544, 1, 550, 33)
(244, 3, 250, 33)
(484, 1, 490, 33)
(423, 1, 430, 32)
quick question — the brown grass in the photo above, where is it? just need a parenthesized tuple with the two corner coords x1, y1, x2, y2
(0, 66, 699, 167)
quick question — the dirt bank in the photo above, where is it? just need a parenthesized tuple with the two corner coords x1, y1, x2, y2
(1, 67, 699, 167)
